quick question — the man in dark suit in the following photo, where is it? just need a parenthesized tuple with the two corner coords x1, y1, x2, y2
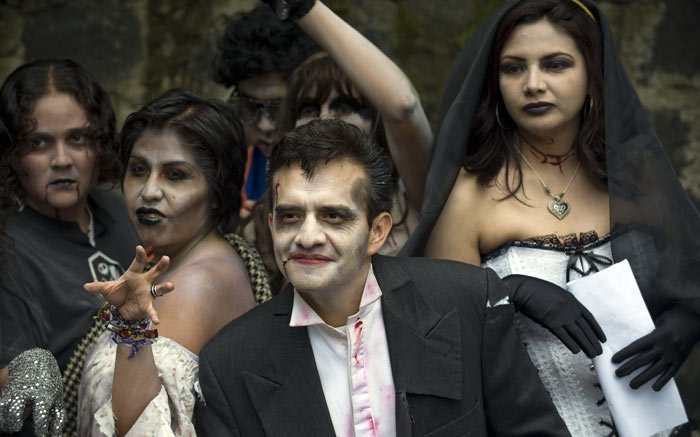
(195, 119, 569, 436)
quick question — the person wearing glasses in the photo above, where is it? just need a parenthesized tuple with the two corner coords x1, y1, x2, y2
(214, 4, 319, 206)
(234, 0, 433, 295)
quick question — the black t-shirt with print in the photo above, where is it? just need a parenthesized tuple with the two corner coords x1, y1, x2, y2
(0, 188, 138, 372)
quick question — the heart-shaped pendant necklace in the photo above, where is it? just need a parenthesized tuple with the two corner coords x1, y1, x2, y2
(516, 144, 581, 220)
(548, 194, 570, 219)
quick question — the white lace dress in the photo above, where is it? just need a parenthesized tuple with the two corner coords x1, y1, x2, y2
(77, 330, 199, 436)
(483, 232, 616, 437)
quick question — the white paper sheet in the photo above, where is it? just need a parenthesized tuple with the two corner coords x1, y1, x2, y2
(566, 260, 688, 437)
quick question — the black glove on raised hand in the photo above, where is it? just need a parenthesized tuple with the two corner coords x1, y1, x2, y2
(0, 348, 65, 436)
(612, 305, 700, 391)
(503, 274, 607, 358)
(261, 0, 316, 20)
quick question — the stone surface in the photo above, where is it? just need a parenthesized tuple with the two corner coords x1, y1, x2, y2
(0, 0, 699, 209)
(599, 0, 700, 208)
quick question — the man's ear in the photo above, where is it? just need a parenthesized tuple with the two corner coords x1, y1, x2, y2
(367, 212, 392, 256)
(268, 212, 274, 234)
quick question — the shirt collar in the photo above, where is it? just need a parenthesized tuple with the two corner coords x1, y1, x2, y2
(86, 204, 96, 247)
(290, 265, 383, 327)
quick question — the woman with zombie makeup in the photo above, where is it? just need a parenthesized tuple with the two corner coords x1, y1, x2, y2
(0, 59, 138, 436)
(76, 89, 268, 437)
(402, 0, 700, 435)
(276, 1, 432, 254)
(240, 0, 432, 293)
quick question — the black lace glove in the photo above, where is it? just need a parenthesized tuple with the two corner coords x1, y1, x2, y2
(0, 348, 65, 436)
(612, 305, 700, 391)
(260, 0, 316, 20)
(503, 274, 607, 358)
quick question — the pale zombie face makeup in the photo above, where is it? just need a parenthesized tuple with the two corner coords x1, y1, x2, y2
(269, 160, 376, 297)
(294, 88, 373, 135)
(18, 93, 97, 221)
(499, 19, 588, 140)
(236, 73, 287, 157)
(124, 130, 213, 253)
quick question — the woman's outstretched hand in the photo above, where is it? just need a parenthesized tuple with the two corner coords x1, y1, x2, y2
(84, 246, 174, 324)
(612, 305, 700, 390)
(503, 274, 607, 358)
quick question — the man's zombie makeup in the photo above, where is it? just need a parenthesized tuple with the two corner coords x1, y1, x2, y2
(235, 73, 287, 157)
(269, 160, 373, 298)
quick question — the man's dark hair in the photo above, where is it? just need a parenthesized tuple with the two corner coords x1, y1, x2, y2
(213, 5, 319, 87)
(120, 89, 247, 234)
(0, 59, 119, 209)
(266, 119, 395, 224)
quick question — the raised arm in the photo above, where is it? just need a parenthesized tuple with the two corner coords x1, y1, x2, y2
(83, 246, 173, 436)
(294, 1, 432, 209)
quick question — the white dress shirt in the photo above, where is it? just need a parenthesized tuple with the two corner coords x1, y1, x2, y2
(289, 265, 396, 436)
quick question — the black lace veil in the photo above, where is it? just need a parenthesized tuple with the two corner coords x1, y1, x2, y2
(402, 0, 700, 317)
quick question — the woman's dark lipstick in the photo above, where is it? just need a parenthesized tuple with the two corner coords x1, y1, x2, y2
(290, 253, 331, 266)
(135, 207, 165, 225)
(523, 102, 554, 115)
(48, 179, 77, 189)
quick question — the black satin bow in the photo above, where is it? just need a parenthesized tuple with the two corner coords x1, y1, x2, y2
(566, 250, 613, 282)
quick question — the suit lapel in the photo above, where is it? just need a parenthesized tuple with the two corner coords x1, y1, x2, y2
(244, 258, 463, 435)
(242, 286, 336, 436)
(373, 255, 463, 401)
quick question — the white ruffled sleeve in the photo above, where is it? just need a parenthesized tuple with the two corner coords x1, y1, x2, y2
(78, 330, 199, 437)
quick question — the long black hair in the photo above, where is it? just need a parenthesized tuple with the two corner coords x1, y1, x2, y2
(464, 0, 605, 199)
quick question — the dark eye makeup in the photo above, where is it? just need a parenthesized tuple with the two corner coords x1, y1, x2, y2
(297, 103, 320, 119)
(165, 167, 189, 181)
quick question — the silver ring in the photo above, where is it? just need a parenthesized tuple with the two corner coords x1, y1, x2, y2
(150, 283, 162, 299)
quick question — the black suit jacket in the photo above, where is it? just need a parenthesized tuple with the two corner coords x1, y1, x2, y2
(195, 255, 570, 436)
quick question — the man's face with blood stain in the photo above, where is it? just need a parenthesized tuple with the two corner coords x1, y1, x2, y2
(123, 129, 214, 253)
(269, 159, 378, 297)
(17, 93, 98, 219)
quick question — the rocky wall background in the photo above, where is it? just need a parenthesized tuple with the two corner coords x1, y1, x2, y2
(1, 0, 699, 425)
(2, 0, 699, 210)
(2, 1, 699, 204)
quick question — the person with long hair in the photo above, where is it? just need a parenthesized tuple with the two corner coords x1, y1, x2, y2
(248, 0, 430, 267)
(404, 0, 700, 435)
(0, 117, 67, 437)
(240, 0, 432, 294)
(0, 59, 137, 436)
(77, 90, 263, 436)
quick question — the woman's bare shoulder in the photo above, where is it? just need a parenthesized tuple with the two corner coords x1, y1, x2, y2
(453, 168, 488, 202)
(154, 244, 256, 353)
(170, 246, 252, 302)
(425, 168, 489, 265)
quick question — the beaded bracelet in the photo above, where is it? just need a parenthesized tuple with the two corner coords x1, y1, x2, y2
(96, 302, 158, 359)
